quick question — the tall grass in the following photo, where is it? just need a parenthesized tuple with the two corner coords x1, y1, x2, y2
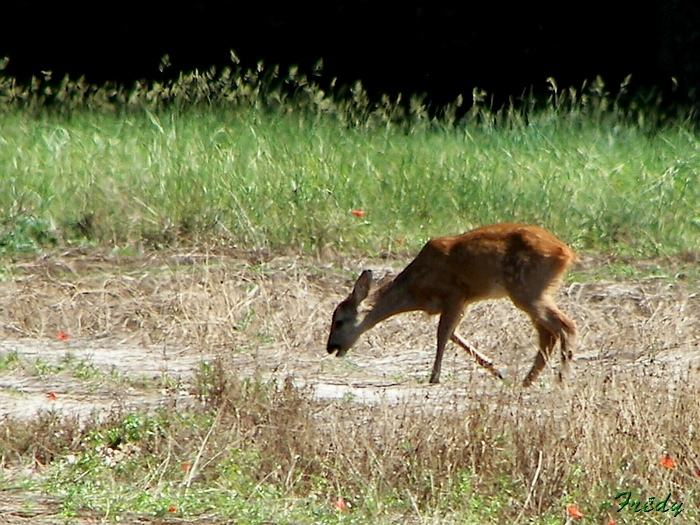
(1, 63, 699, 257)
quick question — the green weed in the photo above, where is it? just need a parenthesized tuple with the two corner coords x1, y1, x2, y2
(0, 349, 20, 371)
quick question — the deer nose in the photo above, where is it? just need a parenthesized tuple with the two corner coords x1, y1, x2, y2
(327, 343, 348, 357)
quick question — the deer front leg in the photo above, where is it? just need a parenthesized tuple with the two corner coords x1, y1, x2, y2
(429, 343, 445, 384)
(450, 333, 504, 380)
(430, 304, 465, 384)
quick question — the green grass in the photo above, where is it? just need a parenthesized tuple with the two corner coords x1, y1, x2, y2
(1, 69, 699, 258)
(0, 348, 19, 371)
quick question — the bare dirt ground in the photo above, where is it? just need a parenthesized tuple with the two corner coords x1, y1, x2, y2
(1, 248, 699, 523)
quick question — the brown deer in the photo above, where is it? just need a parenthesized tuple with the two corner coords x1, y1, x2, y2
(326, 223, 578, 386)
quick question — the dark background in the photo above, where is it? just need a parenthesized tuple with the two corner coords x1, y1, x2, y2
(2, 1, 699, 107)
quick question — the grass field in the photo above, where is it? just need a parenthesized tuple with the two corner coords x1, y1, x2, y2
(1, 66, 699, 524)
(1, 69, 699, 258)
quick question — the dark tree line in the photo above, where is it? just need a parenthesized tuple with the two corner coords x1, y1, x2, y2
(2, 0, 699, 106)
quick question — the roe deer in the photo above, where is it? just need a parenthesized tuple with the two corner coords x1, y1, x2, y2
(326, 223, 578, 386)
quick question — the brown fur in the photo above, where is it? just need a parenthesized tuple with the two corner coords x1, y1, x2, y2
(327, 223, 578, 386)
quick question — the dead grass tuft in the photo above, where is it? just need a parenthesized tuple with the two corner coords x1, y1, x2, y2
(188, 356, 699, 521)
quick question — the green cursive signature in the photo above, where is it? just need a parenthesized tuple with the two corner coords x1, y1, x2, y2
(615, 491, 682, 517)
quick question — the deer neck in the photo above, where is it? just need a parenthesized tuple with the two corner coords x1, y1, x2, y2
(356, 279, 418, 334)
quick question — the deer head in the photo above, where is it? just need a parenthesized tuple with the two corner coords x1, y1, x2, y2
(326, 270, 372, 357)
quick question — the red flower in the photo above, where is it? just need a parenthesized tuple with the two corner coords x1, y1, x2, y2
(351, 209, 365, 218)
(660, 455, 676, 469)
(57, 331, 69, 341)
(334, 497, 347, 511)
(566, 504, 583, 519)
(47, 392, 57, 400)
(168, 505, 177, 513)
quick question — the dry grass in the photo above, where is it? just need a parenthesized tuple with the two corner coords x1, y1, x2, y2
(1, 249, 699, 523)
(0, 249, 339, 355)
(2, 249, 697, 362)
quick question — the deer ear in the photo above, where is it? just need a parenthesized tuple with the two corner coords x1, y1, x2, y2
(348, 270, 372, 306)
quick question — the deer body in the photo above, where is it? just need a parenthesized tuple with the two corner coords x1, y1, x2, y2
(326, 223, 578, 386)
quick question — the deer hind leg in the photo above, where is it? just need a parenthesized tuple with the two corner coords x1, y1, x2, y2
(522, 322, 558, 387)
(553, 306, 577, 384)
(519, 297, 577, 387)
